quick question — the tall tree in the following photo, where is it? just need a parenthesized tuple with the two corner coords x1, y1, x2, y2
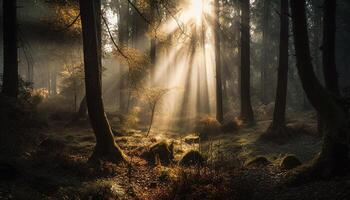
(240, 0, 255, 125)
(260, 0, 271, 104)
(79, 0, 126, 162)
(214, 0, 224, 123)
(290, 0, 349, 179)
(265, 0, 289, 138)
(311, 0, 323, 82)
(322, 0, 339, 96)
(2, 0, 18, 98)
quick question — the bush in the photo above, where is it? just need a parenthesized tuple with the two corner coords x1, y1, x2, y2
(194, 117, 221, 139)
(221, 117, 242, 133)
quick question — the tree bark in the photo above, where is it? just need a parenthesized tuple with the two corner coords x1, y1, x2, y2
(269, 0, 289, 134)
(322, 0, 339, 96)
(260, 0, 271, 104)
(290, 0, 349, 179)
(214, 0, 223, 123)
(240, 0, 255, 125)
(79, 0, 126, 163)
(311, 0, 323, 82)
(2, 0, 18, 98)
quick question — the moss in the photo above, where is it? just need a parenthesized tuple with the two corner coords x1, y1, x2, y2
(244, 156, 271, 168)
(142, 141, 174, 165)
(280, 155, 302, 170)
(179, 150, 205, 166)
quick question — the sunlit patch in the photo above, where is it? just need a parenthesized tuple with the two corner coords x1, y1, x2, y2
(104, 0, 218, 131)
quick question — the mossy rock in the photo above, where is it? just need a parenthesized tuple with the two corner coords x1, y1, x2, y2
(183, 134, 200, 145)
(179, 150, 205, 166)
(142, 141, 174, 166)
(244, 156, 271, 168)
(280, 155, 302, 170)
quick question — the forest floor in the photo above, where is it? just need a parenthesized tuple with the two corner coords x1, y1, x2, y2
(1, 112, 350, 200)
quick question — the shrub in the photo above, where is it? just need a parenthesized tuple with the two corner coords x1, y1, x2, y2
(194, 117, 221, 139)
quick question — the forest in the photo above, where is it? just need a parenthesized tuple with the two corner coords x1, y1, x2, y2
(0, 0, 350, 199)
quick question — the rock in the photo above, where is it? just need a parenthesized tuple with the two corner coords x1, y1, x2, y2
(142, 141, 174, 165)
(184, 134, 200, 145)
(179, 150, 205, 166)
(244, 156, 271, 168)
(280, 155, 301, 170)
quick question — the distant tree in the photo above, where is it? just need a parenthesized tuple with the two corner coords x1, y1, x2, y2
(79, 0, 126, 162)
(240, 0, 255, 125)
(260, 0, 271, 104)
(290, 0, 349, 179)
(214, 0, 224, 123)
(265, 0, 289, 138)
(2, 0, 18, 98)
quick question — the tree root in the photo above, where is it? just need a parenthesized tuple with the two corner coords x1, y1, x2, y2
(259, 125, 291, 144)
(88, 144, 128, 165)
(284, 155, 350, 186)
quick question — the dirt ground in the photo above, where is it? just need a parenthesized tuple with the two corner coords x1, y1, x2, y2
(1, 112, 350, 200)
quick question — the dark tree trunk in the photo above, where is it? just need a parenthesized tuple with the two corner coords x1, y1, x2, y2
(79, 0, 126, 163)
(267, 0, 289, 136)
(322, 0, 339, 96)
(260, 0, 271, 104)
(290, 0, 349, 179)
(311, 0, 323, 82)
(240, 0, 254, 125)
(214, 0, 223, 123)
(2, 0, 18, 98)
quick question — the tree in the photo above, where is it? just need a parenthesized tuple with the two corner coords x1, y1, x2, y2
(240, 0, 254, 125)
(214, 0, 224, 123)
(260, 0, 271, 104)
(265, 0, 289, 138)
(290, 0, 349, 179)
(322, 0, 339, 96)
(79, 0, 126, 163)
(2, 0, 18, 98)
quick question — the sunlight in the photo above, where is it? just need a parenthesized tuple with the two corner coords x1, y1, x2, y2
(150, 0, 217, 130)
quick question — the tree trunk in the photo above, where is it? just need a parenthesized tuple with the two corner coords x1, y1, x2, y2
(311, 0, 323, 82)
(268, 0, 289, 136)
(260, 0, 271, 104)
(240, 0, 255, 125)
(214, 0, 223, 123)
(79, 0, 126, 163)
(322, 0, 339, 96)
(290, 0, 349, 179)
(2, 0, 18, 98)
